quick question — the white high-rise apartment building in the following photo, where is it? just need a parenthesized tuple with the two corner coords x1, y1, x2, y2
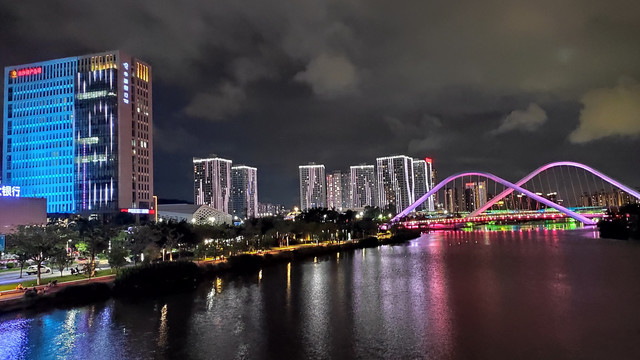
(413, 158, 435, 211)
(340, 172, 351, 209)
(327, 170, 350, 211)
(193, 156, 232, 213)
(299, 163, 326, 211)
(376, 155, 414, 212)
(350, 165, 376, 210)
(326, 171, 342, 211)
(231, 165, 258, 219)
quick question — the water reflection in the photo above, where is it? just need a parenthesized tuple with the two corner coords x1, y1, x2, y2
(286, 262, 291, 308)
(157, 304, 168, 348)
(0, 317, 30, 359)
(3, 229, 640, 359)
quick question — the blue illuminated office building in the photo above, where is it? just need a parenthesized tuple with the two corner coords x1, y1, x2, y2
(2, 51, 153, 214)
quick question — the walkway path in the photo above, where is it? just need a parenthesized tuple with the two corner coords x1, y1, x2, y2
(0, 275, 115, 303)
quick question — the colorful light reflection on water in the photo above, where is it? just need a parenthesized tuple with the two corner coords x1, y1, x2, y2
(3, 228, 640, 359)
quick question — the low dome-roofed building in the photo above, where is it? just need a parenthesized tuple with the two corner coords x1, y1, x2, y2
(157, 204, 232, 225)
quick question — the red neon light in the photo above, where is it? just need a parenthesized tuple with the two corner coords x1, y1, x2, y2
(12, 67, 42, 78)
(424, 157, 432, 164)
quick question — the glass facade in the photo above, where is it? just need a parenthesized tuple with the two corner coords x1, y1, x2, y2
(3, 58, 77, 213)
(74, 55, 119, 212)
(3, 51, 153, 215)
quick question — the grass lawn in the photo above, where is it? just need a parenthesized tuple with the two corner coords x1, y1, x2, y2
(0, 268, 19, 274)
(0, 269, 114, 291)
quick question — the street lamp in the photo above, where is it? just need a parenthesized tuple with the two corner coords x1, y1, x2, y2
(153, 195, 158, 223)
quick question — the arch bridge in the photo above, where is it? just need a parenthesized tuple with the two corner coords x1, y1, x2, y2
(392, 161, 640, 226)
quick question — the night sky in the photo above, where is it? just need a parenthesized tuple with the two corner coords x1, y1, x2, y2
(1, 1, 639, 207)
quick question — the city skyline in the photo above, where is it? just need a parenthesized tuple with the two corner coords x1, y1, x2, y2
(2, 2, 640, 358)
(0, 1, 639, 207)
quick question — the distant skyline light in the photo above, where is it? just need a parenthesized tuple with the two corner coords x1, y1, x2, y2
(0, 1, 638, 206)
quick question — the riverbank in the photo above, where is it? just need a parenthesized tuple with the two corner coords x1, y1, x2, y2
(0, 232, 419, 315)
(0, 275, 115, 314)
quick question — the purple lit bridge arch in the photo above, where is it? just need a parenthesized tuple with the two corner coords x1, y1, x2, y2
(391, 161, 640, 225)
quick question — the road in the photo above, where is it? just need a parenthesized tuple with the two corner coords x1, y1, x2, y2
(0, 264, 111, 285)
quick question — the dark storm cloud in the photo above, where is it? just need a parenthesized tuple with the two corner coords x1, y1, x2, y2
(1, 0, 640, 204)
(184, 82, 247, 121)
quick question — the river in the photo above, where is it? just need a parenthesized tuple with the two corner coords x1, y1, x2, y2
(2, 228, 640, 359)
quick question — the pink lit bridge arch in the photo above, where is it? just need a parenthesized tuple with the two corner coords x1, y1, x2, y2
(391, 161, 640, 225)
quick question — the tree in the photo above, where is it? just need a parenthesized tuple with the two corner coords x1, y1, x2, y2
(107, 237, 129, 273)
(7, 225, 68, 285)
(143, 242, 161, 263)
(6, 238, 31, 279)
(75, 220, 117, 277)
(158, 222, 185, 261)
(125, 225, 161, 265)
(51, 248, 74, 277)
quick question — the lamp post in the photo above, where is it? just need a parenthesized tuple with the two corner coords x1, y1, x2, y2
(153, 195, 158, 223)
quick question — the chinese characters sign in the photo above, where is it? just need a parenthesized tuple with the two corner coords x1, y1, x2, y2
(10, 67, 42, 78)
(0, 186, 21, 197)
(122, 62, 130, 104)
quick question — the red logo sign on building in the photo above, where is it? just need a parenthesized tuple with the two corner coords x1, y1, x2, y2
(11, 67, 42, 78)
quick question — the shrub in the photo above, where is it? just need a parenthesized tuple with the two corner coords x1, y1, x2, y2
(114, 261, 201, 297)
(359, 237, 379, 248)
(227, 254, 263, 273)
(54, 283, 112, 306)
(6, 262, 15, 269)
(24, 289, 38, 299)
